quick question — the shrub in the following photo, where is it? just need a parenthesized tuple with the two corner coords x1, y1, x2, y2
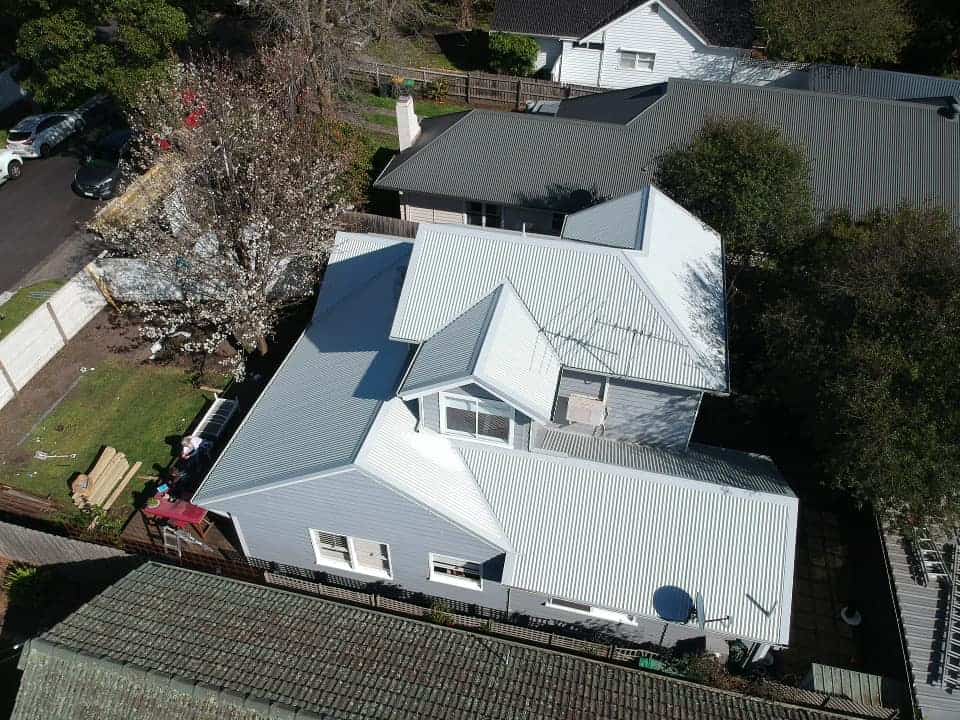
(488, 33, 539, 76)
(2, 564, 52, 607)
(424, 77, 448, 101)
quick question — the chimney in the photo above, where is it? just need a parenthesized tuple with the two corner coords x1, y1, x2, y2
(396, 95, 421, 151)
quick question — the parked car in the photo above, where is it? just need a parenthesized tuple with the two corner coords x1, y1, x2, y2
(0, 148, 23, 186)
(73, 128, 132, 199)
(6, 111, 83, 158)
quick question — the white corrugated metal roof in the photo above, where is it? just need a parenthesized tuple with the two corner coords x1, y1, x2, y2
(391, 222, 727, 393)
(356, 399, 513, 552)
(399, 283, 562, 424)
(460, 446, 797, 645)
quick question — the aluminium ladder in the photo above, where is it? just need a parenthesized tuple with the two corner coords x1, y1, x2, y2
(941, 535, 960, 689)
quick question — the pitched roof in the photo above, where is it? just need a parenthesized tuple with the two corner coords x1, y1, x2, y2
(398, 283, 563, 424)
(378, 79, 960, 224)
(809, 64, 960, 102)
(13, 562, 850, 720)
(555, 83, 668, 124)
(460, 444, 798, 645)
(491, 0, 754, 48)
(391, 220, 728, 393)
(193, 233, 413, 503)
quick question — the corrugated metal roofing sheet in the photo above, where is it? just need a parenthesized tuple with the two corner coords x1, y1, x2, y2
(356, 399, 513, 552)
(810, 64, 960, 101)
(392, 223, 726, 393)
(194, 235, 413, 503)
(535, 429, 794, 496)
(378, 79, 960, 223)
(460, 446, 798, 645)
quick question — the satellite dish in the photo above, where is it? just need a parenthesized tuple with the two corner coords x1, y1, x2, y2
(695, 591, 706, 631)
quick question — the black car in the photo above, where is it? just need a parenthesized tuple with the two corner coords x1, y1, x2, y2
(73, 128, 132, 199)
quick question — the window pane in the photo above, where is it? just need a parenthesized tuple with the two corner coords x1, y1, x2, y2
(312, 531, 350, 564)
(433, 554, 482, 581)
(478, 411, 510, 442)
(446, 406, 477, 435)
(620, 51, 636, 69)
(353, 537, 391, 574)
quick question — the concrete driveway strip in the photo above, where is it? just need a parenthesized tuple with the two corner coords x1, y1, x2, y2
(0, 155, 97, 291)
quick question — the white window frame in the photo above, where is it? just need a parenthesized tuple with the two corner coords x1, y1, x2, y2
(439, 391, 514, 447)
(619, 49, 655, 72)
(465, 201, 502, 228)
(574, 41, 604, 51)
(428, 553, 484, 591)
(308, 528, 393, 580)
(546, 598, 637, 625)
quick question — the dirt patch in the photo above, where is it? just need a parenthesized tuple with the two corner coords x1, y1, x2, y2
(0, 311, 148, 465)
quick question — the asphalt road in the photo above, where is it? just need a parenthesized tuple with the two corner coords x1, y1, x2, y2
(0, 154, 98, 292)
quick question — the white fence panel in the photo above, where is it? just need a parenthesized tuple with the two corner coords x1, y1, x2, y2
(46, 271, 107, 339)
(0, 309, 64, 390)
(0, 263, 107, 409)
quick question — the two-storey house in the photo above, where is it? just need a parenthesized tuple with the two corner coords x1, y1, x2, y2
(193, 188, 798, 659)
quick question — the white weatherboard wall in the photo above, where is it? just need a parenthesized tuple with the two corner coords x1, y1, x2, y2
(558, 3, 740, 88)
(0, 266, 106, 409)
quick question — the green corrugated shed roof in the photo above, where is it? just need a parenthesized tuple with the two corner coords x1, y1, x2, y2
(12, 562, 860, 720)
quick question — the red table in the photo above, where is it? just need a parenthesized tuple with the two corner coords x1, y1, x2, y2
(142, 496, 211, 537)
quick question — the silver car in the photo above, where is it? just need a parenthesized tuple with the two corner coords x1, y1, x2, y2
(6, 111, 84, 158)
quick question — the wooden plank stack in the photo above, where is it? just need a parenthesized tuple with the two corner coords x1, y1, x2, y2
(71, 446, 142, 511)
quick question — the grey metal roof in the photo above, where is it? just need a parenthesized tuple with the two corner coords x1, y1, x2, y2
(377, 79, 960, 223)
(562, 188, 649, 249)
(809, 64, 960, 101)
(460, 444, 798, 645)
(882, 527, 960, 719)
(391, 221, 727, 393)
(193, 234, 413, 503)
(556, 83, 669, 124)
(534, 428, 794, 496)
(399, 283, 563, 424)
(12, 562, 853, 720)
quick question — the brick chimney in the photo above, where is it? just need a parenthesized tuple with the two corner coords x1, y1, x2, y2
(396, 95, 421, 151)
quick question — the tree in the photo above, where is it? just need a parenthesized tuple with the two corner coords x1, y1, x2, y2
(754, 207, 960, 524)
(488, 32, 539, 76)
(11, 0, 188, 107)
(97, 51, 348, 377)
(754, 0, 914, 66)
(655, 118, 814, 280)
(245, 0, 377, 117)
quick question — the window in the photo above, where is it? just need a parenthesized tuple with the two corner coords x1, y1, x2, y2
(308, 529, 392, 578)
(546, 598, 637, 625)
(619, 50, 656, 71)
(429, 553, 483, 590)
(574, 41, 604, 51)
(440, 393, 514, 445)
(466, 201, 502, 228)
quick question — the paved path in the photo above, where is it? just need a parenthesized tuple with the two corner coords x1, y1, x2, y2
(0, 155, 98, 292)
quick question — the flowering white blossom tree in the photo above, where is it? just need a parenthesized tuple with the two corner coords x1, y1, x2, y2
(98, 49, 348, 378)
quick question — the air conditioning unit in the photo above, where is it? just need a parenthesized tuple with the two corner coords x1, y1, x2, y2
(565, 393, 606, 426)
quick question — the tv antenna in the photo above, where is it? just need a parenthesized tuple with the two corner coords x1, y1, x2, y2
(694, 592, 731, 631)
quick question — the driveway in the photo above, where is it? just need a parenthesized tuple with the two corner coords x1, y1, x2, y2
(0, 154, 98, 292)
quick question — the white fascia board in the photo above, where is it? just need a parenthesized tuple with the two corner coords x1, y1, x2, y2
(579, 0, 711, 48)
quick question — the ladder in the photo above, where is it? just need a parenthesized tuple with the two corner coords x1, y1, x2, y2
(162, 525, 210, 559)
(911, 528, 950, 585)
(941, 537, 960, 689)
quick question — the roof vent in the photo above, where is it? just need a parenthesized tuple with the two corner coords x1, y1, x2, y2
(946, 96, 960, 121)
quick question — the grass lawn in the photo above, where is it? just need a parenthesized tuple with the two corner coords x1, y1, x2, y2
(0, 281, 65, 339)
(7, 361, 224, 516)
(368, 34, 457, 70)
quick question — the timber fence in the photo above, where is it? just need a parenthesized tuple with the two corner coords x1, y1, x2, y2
(349, 60, 603, 109)
(338, 210, 418, 237)
(0, 264, 107, 411)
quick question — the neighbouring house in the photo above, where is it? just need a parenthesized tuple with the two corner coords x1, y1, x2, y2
(881, 523, 960, 720)
(807, 64, 960, 101)
(375, 80, 960, 231)
(191, 189, 799, 659)
(490, 0, 757, 88)
(12, 561, 864, 720)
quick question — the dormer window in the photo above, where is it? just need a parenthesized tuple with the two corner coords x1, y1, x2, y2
(440, 392, 513, 445)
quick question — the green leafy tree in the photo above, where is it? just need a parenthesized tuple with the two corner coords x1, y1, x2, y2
(12, 0, 188, 108)
(488, 32, 539, 76)
(655, 118, 814, 277)
(755, 207, 960, 524)
(754, 0, 914, 66)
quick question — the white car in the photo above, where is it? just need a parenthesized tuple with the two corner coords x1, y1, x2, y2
(6, 111, 83, 158)
(0, 149, 23, 186)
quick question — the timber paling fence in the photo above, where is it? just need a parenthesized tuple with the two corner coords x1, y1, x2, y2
(349, 60, 603, 109)
(338, 210, 418, 238)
